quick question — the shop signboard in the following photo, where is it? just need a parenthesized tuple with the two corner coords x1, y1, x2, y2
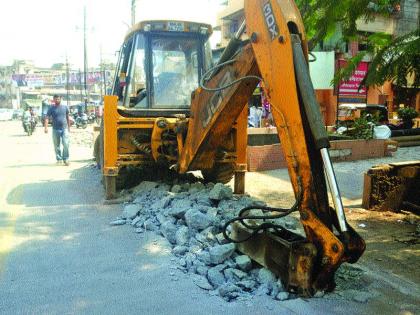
(337, 60, 369, 104)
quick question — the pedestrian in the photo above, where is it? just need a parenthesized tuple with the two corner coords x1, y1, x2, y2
(44, 95, 71, 166)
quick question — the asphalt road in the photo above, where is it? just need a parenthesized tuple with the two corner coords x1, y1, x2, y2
(0, 120, 417, 315)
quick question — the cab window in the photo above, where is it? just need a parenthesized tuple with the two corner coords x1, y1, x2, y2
(151, 36, 199, 109)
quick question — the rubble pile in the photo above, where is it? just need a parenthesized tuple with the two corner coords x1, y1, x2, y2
(110, 180, 300, 301)
(110, 180, 374, 302)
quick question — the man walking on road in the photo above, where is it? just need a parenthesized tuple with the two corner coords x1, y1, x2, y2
(44, 95, 71, 166)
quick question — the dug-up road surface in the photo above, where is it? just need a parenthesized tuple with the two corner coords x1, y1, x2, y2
(0, 120, 418, 315)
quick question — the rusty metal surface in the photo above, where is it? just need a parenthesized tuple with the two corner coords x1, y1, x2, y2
(178, 44, 260, 173)
(214, 0, 365, 293)
(101, 1, 366, 293)
(232, 223, 317, 295)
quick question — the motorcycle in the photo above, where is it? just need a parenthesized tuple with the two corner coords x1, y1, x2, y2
(75, 113, 88, 129)
(23, 116, 36, 136)
(87, 112, 96, 124)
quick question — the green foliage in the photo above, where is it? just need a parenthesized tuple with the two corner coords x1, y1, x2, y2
(332, 32, 397, 86)
(397, 107, 419, 120)
(295, 0, 400, 49)
(343, 115, 375, 139)
(333, 52, 367, 87)
(294, 1, 418, 89)
(364, 30, 420, 88)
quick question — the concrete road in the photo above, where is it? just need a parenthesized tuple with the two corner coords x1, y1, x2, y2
(0, 120, 416, 315)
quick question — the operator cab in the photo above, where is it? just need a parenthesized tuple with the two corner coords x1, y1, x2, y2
(113, 20, 213, 117)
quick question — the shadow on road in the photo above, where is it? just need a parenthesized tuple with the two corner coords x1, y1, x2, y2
(6, 164, 103, 207)
(7, 159, 94, 169)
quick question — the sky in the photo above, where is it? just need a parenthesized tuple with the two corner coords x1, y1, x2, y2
(0, 0, 222, 70)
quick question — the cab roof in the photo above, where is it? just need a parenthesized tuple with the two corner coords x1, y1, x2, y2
(124, 20, 213, 42)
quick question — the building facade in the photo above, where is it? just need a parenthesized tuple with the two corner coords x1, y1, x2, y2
(0, 59, 114, 110)
(215, 0, 419, 125)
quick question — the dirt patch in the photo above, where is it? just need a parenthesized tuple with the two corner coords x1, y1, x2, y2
(345, 208, 420, 284)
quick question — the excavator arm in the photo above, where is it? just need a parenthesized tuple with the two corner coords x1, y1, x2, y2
(178, 0, 365, 295)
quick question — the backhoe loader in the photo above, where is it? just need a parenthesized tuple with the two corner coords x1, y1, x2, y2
(95, 0, 365, 295)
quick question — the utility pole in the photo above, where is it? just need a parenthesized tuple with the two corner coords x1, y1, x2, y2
(100, 46, 106, 98)
(83, 5, 89, 111)
(66, 54, 70, 106)
(79, 69, 83, 104)
(131, 0, 136, 26)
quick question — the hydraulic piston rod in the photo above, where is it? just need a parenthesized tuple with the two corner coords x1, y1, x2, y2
(320, 148, 348, 232)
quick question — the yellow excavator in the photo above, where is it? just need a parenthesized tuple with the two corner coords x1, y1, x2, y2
(95, 0, 365, 295)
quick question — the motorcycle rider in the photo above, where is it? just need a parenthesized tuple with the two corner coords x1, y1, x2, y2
(22, 106, 35, 134)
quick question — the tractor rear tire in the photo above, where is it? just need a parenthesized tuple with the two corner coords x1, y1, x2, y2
(202, 162, 235, 184)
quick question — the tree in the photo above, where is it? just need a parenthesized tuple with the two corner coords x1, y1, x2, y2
(295, 1, 419, 89)
(295, 0, 400, 50)
(333, 30, 419, 90)
(363, 30, 419, 88)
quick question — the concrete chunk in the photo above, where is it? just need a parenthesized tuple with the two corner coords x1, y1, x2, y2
(207, 266, 226, 287)
(209, 243, 236, 264)
(192, 275, 213, 290)
(185, 208, 213, 231)
(168, 199, 192, 219)
(172, 246, 188, 256)
(237, 279, 257, 291)
(276, 292, 289, 301)
(196, 251, 211, 265)
(209, 183, 233, 201)
(109, 219, 126, 226)
(121, 204, 139, 219)
(133, 181, 159, 194)
(160, 221, 177, 244)
(218, 283, 240, 300)
(235, 255, 252, 271)
(175, 226, 190, 246)
(258, 268, 277, 290)
(171, 185, 182, 193)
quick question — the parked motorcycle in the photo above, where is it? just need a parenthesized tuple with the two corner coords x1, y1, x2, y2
(87, 112, 96, 124)
(75, 113, 88, 129)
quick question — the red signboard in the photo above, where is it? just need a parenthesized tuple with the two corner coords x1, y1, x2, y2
(338, 60, 369, 96)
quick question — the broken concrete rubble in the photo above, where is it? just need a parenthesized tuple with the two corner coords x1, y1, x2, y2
(111, 180, 371, 303)
(184, 208, 213, 231)
(209, 183, 233, 201)
(121, 204, 140, 220)
(235, 255, 252, 271)
(109, 219, 126, 226)
(209, 243, 236, 264)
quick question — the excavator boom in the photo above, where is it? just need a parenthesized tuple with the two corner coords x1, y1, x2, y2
(178, 0, 365, 294)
